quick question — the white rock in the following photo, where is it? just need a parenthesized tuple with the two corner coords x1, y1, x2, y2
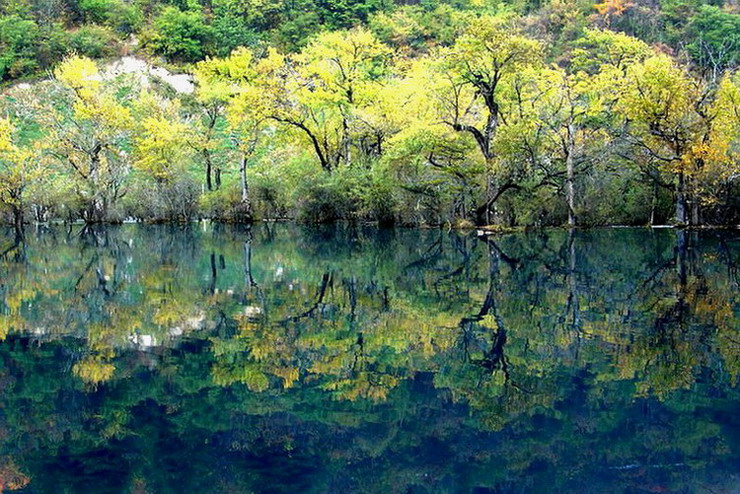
(244, 306, 262, 317)
(100, 56, 195, 94)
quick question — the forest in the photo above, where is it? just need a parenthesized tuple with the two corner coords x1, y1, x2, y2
(0, 0, 739, 228)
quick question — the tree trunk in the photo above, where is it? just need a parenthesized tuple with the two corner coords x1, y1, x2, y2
(204, 149, 213, 192)
(240, 152, 249, 203)
(88, 150, 107, 222)
(235, 151, 253, 223)
(12, 204, 23, 237)
(690, 197, 700, 226)
(485, 175, 493, 225)
(343, 118, 351, 166)
(475, 177, 494, 226)
(675, 170, 688, 225)
(215, 167, 222, 190)
(566, 123, 576, 227)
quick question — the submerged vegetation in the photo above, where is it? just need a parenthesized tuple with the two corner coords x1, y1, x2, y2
(0, 0, 739, 228)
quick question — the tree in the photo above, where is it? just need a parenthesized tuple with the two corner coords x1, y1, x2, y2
(380, 56, 484, 224)
(148, 6, 213, 63)
(0, 117, 39, 235)
(132, 92, 191, 183)
(42, 56, 134, 222)
(289, 27, 391, 169)
(131, 91, 200, 220)
(434, 15, 543, 224)
(191, 57, 230, 193)
(685, 6, 740, 78)
(512, 30, 651, 226)
(194, 47, 282, 220)
(618, 55, 740, 225)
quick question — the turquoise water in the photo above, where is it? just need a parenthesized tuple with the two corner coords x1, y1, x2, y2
(0, 225, 737, 493)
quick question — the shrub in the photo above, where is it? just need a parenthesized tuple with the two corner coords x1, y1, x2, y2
(147, 7, 213, 62)
(125, 175, 200, 222)
(68, 25, 120, 59)
(0, 16, 40, 80)
(79, 0, 144, 33)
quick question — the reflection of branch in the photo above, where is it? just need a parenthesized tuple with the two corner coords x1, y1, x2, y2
(403, 238, 442, 271)
(281, 272, 333, 323)
(458, 242, 531, 393)
(433, 265, 465, 294)
(487, 239, 520, 269)
(73, 256, 97, 293)
(244, 239, 258, 288)
(717, 237, 739, 290)
(629, 258, 675, 301)
(0, 239, 20, 259)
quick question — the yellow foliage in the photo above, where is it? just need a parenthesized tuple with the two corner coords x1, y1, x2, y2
(73, 357, 116, 384)
(133, 94, 190, 181)
(54, 55, 101, 98)
(594, 0, 633, 18)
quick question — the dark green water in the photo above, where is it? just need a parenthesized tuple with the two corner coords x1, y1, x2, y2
(0, 225, 738, 493)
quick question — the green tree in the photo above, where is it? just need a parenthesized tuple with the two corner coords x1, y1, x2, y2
(0, 15, 39, 81)
(685, 5, 740, 75)
(148, 6, 213, 62)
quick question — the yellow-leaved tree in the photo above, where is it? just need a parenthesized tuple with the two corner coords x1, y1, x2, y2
(130, 91, 198, 220)
(432, 15, 543, 224)
(132, 91, 191, 183)
(619, 55, 740, 224)
(0, 117, 41, 235)
(42, 56, 134, 222)
(290, 27, 391, 169)
(270, 28, 390, 171)
(501, 29, 652, 226)
(194, 46, 283, 220)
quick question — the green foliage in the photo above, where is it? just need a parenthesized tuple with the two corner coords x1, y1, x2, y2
(685, 5, 740, 71)
(210, 14, 261, 56)
(1, 1, 740, 227)
(78, 0, 143, 33)
(67, 24, 121, 58)
(148, 6, 213, 62)
(0, 15, 40, 80)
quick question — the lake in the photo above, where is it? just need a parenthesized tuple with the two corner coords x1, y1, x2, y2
(0, 225, 738, 493)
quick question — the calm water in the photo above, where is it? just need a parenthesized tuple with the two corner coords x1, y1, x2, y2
(0, 225, 738, 493)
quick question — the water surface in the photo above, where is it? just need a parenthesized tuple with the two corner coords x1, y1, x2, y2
(0, 225, 738, 493)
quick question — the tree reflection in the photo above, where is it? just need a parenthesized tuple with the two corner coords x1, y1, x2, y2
(0, 225, 737, 492)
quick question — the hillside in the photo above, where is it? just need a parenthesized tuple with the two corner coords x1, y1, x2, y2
(0, 0, 738, 228)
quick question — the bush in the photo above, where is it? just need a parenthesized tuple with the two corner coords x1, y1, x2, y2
(68, 25, 121, 58)
(198, 185, 254, 222)
(125, 175, 200, 221)
(147, 7, 213, 62)
(36, 23, 69, 69)
(211, 14, 261, 56)
(79, 0, 143, 33)
(295, 175, 355, 223)
(0, 16, 40, 80)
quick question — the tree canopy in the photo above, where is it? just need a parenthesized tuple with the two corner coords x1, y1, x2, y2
(0, 1, 739, 227)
